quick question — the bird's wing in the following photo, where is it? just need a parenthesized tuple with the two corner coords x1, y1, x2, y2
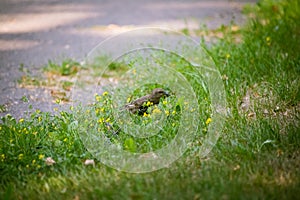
(131, 94, 151, 107)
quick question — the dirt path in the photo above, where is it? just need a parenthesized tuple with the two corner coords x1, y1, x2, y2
(0, 0, 256, 118)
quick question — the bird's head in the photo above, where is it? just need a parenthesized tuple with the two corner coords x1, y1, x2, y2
(151, 88, 170, 99)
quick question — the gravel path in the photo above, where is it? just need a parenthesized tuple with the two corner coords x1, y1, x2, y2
(0, 0, 256, 118)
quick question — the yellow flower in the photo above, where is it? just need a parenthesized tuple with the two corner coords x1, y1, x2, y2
(152, 107, 161, 114)
(39, 154, 45, 160)
(18, 154, 24, 160)
(266, 37, 271, 46)
(55, 99, 61, 104)
(163, 100, 168, 105)
(0, 154, 5, 162)
(53, 107, 58, 111)
(126, 97, 131, 103)
(172, 110, 176, 115)
(102, 91, 109, 96)
(205, 117, 212, 125)
(95, 95, 102, 102)
(19, 118, 24, 123)
(146, 101, 153, 107)
(226, 54, 231, 59)
(63, 138, 68, 142)
(32, 159, 36, 164)
(32, 131, 38, 136)
(98, 117, 104, 123)
(143, 112, 150, 117)
(165, 110, 170, 116)
(23, 128, 28, 134)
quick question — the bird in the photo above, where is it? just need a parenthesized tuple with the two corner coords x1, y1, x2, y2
(124, 88, 169, 115)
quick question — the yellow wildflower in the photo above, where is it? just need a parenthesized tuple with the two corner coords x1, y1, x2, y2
(102, 91, 109, 96)
(163, 100, 168, 105)
(96, 95, 101, 102)
(205, 117, 212, 125)
(18, 154, 24, 160)
(0, 154, 5, 162)
(132, 69, 136, 75)
(152, 107, 161, 114)
(39, 154, 45, 160)
(146, 101, 153, 107)
(266, 37, 271, 45)
(19, 118, 24, 123)
(55, 99, 61, 104)
(98, 117, 104, 123)
(226, 53, 231, 59)
(165, 110, 170, 116)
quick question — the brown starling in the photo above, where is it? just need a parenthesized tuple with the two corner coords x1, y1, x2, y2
(124, 88, 169, 115)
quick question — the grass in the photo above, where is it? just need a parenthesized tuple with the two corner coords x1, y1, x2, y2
(1, 0, 300, 199)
